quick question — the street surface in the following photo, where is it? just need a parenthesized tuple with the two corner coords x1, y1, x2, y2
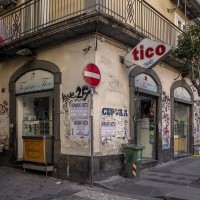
(0, 165, 155, 200)
(1, 156, 200, 199)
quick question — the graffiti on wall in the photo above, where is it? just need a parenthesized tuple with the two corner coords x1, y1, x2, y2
(62, 85, 90, 149)
(0, 101, 8, 115)
(100, 107, 129, 154)
(194, 100, 200, 145)
(162, 94, 171, 149)
(0, 100, 9, 149)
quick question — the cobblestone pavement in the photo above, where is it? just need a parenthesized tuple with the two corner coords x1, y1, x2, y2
(0, 166, 157, 200)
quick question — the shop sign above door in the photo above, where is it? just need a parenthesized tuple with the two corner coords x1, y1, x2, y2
(124, 38, 172, 69)
(174, 87, 191, 101)
(135, 74, 157, 92)
(16, 70, 54, 94)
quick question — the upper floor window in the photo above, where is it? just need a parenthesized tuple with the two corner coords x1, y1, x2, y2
(174, 13, 185, 46)
(175, 13, 185, 31)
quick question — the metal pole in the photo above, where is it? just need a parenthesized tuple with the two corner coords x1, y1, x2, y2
(90, 87, 94, 187)
(184, 0, 186, 26)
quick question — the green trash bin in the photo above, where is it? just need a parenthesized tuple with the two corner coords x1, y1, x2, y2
(123, 145, 143, 178)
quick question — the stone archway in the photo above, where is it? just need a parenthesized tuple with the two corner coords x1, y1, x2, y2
(170, 80, 194, 157)
(9, 60, 61, 161)
(129, 66, 163, 161)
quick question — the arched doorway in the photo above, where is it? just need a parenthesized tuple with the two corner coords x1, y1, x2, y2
(9, 60, 61, 161)
(129, 66, 162, 162)
(171, 80, 194, 157)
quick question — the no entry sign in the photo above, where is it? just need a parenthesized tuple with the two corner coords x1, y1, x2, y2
(82, 63, 101, 87)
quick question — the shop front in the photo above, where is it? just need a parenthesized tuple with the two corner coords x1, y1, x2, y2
(135, 94, 157, 160)
(129, 66, 162, 163)
(9, 60, 61, 165)
(171, 81, 194, 157)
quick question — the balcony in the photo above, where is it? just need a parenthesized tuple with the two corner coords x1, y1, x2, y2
(171, 0, 200, 19)
(0, 0, 181, 67)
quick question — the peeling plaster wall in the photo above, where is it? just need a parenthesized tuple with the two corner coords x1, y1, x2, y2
(0, 39, 96, 156)
(94, 40, 129, 155)
(36, 39, 96, 156)
(193, 88, 200, 152)
(0, 58, 27, 149)
(154, 64, 194, 150)
(1, 36, 200, 159)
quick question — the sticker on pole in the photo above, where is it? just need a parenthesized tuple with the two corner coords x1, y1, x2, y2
(82, 63, 101, 87)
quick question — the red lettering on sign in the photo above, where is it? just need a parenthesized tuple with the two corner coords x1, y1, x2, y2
(132, 48, 139, 61)
(155, 45, 166, 56)
(146, 47, 154, 58)
(132, 44, 166, 61)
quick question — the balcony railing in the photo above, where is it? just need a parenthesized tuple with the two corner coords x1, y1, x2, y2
(0, 0, 182, 48)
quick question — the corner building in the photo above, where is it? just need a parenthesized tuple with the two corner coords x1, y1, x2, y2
(0, 0, 200, 182)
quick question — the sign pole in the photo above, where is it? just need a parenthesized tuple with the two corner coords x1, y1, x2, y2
(82, 63, 101, 187)
(90, 87, 94, 187)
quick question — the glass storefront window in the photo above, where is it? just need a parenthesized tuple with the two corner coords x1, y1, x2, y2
(135, 95, 157, 160)
(174, 102, 190, 156)
(22, 95, 54, 136)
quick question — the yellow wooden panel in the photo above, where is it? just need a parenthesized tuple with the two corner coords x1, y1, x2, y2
(23, 139, 46, 163)
(174, 138, 187, 152)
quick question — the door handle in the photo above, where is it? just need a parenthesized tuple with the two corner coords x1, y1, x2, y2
(133, 115, 136, 122)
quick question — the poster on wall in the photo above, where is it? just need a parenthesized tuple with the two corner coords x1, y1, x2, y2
(70, 100, 89, 119)
(100, 107, 129, 143)
(101, 119, 116, 137)
(194, 125, 200, 145)
(116, 119, 127, 138)
(162, 94, 171, 149)
(69, 100, 90, 139)
(71, 119, 89, 137)
(162, 126, 170, 149)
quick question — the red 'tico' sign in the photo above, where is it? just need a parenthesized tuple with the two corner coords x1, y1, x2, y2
(82, 63, 101, 87)
(124, 38, 172, 69)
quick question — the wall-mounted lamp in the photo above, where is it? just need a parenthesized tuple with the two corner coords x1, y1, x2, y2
(167, 0, 180, 13)
(167, 8, 177, 13)
(83, 39, 92, 55)
(16, 48, 32, 56)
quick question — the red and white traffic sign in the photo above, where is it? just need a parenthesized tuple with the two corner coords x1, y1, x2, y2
(82, 63, 101, 87)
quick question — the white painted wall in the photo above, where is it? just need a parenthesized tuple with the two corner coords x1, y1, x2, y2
(94, 39, 130, 155)
(0, 36, 199, 158)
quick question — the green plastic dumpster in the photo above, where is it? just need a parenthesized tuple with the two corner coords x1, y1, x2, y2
(123, 145, 143, 178)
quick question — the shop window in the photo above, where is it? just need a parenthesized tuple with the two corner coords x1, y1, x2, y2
(174, 102, 190, 156)
(135, 95, 157, 159)
(22, 95, 54, 136)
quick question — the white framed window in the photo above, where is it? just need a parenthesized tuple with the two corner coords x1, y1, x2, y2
(174, 13, 185, 46)
(175, 13, 186, 31)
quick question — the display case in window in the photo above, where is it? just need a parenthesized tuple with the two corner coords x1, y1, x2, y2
(22, 120, 53, 136)
(22, 120, 53, 164)
(22, 96, 54, 165)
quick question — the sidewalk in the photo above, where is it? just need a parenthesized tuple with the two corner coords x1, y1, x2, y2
(95, 156, 200, 200)
(0, 165, 158, 200)
(1, 156, 200, 200)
